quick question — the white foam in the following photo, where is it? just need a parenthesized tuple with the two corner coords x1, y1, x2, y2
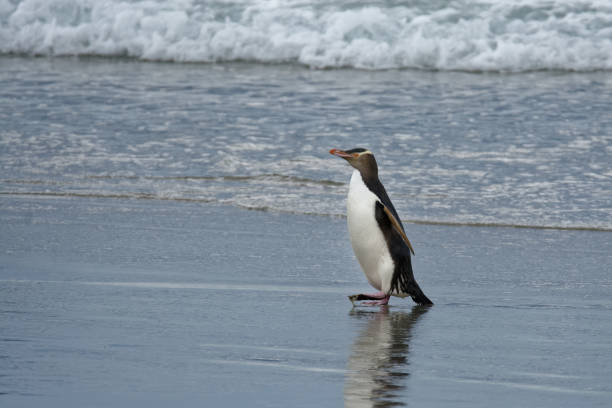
(2, 0, 612, 71)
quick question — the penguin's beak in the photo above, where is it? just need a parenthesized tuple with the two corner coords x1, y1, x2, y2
(329, 148, 353, 159)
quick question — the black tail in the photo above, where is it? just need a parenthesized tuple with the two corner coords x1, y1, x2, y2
(389, 255, 433, 306)
(409, 283, 433, 306)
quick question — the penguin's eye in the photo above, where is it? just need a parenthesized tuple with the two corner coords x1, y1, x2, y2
(352, 153, 359, 158)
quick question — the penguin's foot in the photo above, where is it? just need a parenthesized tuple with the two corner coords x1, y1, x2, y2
(363, 295, 390, 306)
(348, 291, 389, 306)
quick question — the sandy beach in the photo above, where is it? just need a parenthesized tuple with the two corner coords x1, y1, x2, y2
(1, 195, 610, 407)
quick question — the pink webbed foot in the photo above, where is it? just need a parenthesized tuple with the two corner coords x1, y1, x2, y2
(348, 291, 390, 306)
(363, 296, 390, 306)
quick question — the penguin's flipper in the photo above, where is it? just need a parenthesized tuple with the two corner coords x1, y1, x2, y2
(381, 203, 415, 255)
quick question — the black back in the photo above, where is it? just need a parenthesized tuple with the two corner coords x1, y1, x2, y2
(363, 177, 405, 233)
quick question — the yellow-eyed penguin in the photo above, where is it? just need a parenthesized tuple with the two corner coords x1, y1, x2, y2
(330, 148, 433, 306)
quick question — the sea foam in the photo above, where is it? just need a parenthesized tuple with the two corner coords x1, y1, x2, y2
(1, 0, 612, 71)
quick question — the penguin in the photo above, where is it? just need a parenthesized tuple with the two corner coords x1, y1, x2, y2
(330, 148, 433, 306)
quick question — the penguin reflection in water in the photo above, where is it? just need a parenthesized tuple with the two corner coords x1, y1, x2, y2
(344, 306, 430, 405)
(330, 148, 433, 306)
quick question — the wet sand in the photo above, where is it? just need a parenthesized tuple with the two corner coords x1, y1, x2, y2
(1, 196, 611, 407)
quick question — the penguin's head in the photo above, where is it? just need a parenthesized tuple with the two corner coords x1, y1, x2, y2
(329, 147, 378, 178)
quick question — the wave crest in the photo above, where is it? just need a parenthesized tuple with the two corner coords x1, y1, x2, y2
(2, 0, 612, 71)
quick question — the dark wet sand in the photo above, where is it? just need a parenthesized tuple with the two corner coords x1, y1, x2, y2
(1, 196, 611, 407)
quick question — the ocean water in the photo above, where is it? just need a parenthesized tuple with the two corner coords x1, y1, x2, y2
(2, 0, 612, 71)
(2, 0, 612, 230)
(1, 0, 612, 406)
(1, 55, 611, 229)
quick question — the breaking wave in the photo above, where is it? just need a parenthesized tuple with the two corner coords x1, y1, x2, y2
(2, 0, 612, 71)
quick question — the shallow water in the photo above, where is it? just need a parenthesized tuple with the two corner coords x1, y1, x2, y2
(1, 196, 611, 407)
(1, 56, 611, 229)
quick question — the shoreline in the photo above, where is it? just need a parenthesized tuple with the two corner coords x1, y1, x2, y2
(3, 191, 610, 233)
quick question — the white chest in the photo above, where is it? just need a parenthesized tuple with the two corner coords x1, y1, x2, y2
(346, 170, 394, 291)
